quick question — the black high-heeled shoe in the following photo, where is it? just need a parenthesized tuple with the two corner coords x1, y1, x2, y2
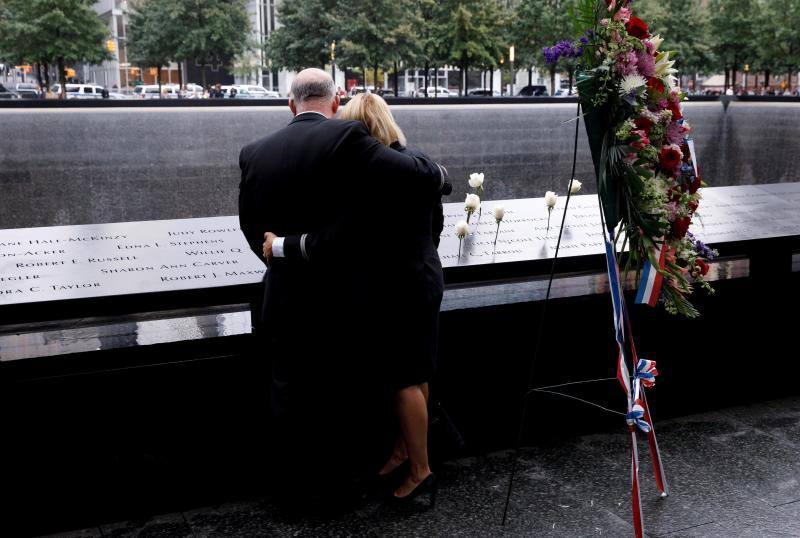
(389, 473, 437, 508)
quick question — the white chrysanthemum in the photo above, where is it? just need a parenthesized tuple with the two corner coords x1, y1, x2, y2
(620, 74, 647, 94)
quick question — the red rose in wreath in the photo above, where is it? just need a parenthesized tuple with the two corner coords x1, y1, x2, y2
(670, 216, 691, 239)
(659, 145, 682, 172)
(647, 77, 665, 95)
(667, 100, 683, 120)
(626, 17, 650, 39)
(688, 175, 702, 194)
(695, 259, 710, 276)
(634, 117, 654, 134)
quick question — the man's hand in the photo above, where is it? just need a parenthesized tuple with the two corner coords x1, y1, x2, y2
(263, 232, 277, 263)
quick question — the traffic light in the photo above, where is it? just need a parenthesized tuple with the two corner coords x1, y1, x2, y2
(106, 39, 116, 53)
(65, 68, 76, 78)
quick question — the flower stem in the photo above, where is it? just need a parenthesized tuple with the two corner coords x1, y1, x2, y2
(458, 238, 462, 260)
(493, 222, 500, 254)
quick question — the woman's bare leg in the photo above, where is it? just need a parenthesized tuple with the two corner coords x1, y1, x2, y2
(379, 383, 430, 476)
(394, 384, 432, 497)
(379, 435, 407, 475)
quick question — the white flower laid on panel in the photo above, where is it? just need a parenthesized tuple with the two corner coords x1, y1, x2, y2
(468, 172, 485, 222)
(464, 193, 480, 224)
(468, 172, 484, 190)
(492, 205, 505, 254)
(544, 191, 558, 234)
(570, 179, 582, 194)
(455, 220, 469, 260)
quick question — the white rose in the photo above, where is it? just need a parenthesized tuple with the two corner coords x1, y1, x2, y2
(492, 206, 505, 222)
(468, 172, 485, 189)
(545, 191, 558, 209)
(455, 220, 469, 238)
(569, 180, 582, 194)
(465, 193, 480, 212)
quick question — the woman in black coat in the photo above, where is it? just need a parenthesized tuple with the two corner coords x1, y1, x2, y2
(336, 93, 444, 502)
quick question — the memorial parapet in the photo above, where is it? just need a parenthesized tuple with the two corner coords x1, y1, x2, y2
(1, 183, 799, 324)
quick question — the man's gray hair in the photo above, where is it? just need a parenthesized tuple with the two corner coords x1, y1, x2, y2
(290, 71, 336, 104)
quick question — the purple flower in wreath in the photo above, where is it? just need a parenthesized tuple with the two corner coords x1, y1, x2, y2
(544, 40, 583, 65)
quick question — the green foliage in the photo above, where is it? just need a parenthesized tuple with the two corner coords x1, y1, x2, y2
(0, 0, 110, 70)
(411, 0, 450, 69)
(636, 0, 715, 75)
(708, 0, 759, 70)
(446, 0, 508, 70)
(172, 0, 251, 85)
(755, 0, 800, 80)
(333, 0, 409, 74)
(266, 0, 338, 71)
(127, 0, 182, 78)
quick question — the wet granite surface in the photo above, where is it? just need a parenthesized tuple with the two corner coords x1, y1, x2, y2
(39, 395, 800, 537)
(4, 102, 800, 229)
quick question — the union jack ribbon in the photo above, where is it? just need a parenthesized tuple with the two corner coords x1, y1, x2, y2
(635, 242, 668, 307)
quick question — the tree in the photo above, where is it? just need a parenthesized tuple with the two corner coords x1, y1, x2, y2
(266, 0, 338, 72)
(0, 0, 111, 98)
(410, 0, 450, 95)
(636, 0, 714, 90)
(757, 0, 800, 92)
(334, 0, 410, 92)
(708, 0, 759, 91)
(127, 0, 181, 94)
(173, 0, 251, 88)
(511, 0, 548, 88)
(532, 0, 574, 96)
(446, 0, 508, 96)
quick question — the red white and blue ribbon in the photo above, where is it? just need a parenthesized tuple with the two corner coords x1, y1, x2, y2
(635, 243, 668, 307)
(601, 223, 669, 538)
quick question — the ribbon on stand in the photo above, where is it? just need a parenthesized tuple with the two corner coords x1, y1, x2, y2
(600, 219, 669, 538)
(625, 307, 670, 498)
(635, 242, 668, 307)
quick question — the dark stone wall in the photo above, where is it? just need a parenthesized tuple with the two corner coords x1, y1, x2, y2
(0, 101, 797, 228)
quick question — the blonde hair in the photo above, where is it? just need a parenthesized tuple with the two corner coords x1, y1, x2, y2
(340, 93, 407, 147)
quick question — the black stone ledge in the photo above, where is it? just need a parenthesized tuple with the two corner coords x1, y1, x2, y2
(1, 232, 797, 327)
(0, 94, 728, 109)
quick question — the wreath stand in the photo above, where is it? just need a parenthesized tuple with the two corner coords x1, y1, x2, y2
(500, 102, 669, 538)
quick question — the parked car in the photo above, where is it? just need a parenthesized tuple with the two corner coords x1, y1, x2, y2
(517, 85, 549, 96)
(51, 83, 106, 99)
(0, 89, 20, 99)
(133, 84, 179, 99)
(348, 85, 373, 96)
(467, 88, 500, 96)
(415, 86, 451, 98)
(181, 83, 205, 98)
(15, 82, 40, 98)
(232, 85, 280, 98)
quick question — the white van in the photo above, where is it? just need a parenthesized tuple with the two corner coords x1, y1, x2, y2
(133, 85, 179, 99)
(51, 84, 105, 99)
(233, 85, 280, 98)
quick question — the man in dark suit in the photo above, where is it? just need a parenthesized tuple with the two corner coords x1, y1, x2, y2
(238, 69, 449, 497)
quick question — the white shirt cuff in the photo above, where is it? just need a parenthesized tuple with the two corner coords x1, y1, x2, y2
(272, 236, 285, 258)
